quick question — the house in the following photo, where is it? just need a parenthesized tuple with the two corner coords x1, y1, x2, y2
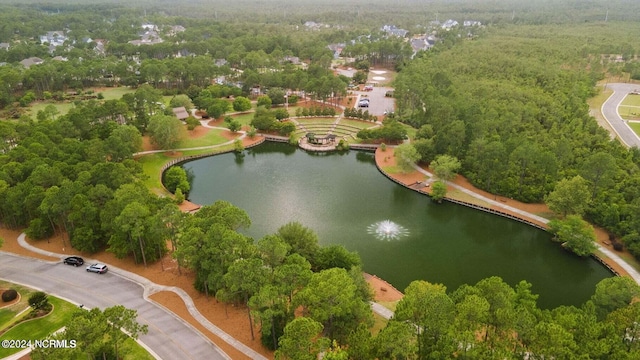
(0, 43, 9, 51)
(327, 43, 345, 59)
(463, 20, 482, 27)
(304, 21, 321, 30)
(39, 31, 67, 47)
(442, 20, 459, 30)
(94, 39, 107, 55)
(20, 57, 44, 68)
(381, 25, 409, 38)
(172, 107, 190, 121)
(410, 35, 437, 56)
(167, 25, 186, 36)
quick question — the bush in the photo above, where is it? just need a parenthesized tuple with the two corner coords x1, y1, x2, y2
(2, 289, 18, 302)
(185, 116, 200, 130)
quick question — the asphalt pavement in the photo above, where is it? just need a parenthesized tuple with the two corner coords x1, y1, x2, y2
(602, 83, 640, 148)
(0, 252, 231, 360)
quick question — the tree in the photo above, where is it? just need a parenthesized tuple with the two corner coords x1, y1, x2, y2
(545, 175, 590, 217)
(393, 143, 420, 173)
(374, 321, 417, 359)
(228, 119, 242, 133)
(276, 318, 329, 360)
(257, 95, 272, 109)
(277, 221, 321, 265)
(233, 96, 252, 112)
(548, 215, 597, 256)
(431, 180, 447, 202)
(169, 94, 194, 111)
(220, 258, 269, 340)
(103, 305, 148, 360)
(294, 268, 373, 342)
(28, 291, 49, 311)
(431, 154, 461, 181)
(164, 166, 190, 194)
(590, 277, 640, 320)
(105, 125, 142, 162)
(395, 281, 455, 357)
(147, 114, 186, 151)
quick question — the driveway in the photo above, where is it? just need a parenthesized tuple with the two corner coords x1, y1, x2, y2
(602, 83, 640, 148)
(0, 252, 230, 360)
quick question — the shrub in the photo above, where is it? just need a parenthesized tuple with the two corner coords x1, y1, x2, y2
(233, 139, 245, 153)
(380, 143, 387, 152)
(247, 126, 257, 138)
(174, 188, 185, 204)
(2, 289, 18, 302)
(185, 116, 200, 130)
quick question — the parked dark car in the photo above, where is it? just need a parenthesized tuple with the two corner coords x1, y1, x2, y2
(63, 256, 84, 267)
(86, 263, 108, 274)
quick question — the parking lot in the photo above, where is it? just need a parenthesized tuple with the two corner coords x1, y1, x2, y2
(354, 86, 395, 117)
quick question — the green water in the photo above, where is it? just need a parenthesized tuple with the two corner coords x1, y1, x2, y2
(183, 142, 612, 308)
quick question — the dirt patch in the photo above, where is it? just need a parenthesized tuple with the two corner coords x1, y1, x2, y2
(365, 273, 403, 302)
(141, 135, 158, 152)
(188, 125, 211, 139)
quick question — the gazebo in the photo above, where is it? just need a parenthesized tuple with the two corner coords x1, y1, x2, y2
(305, 133, 337, 145)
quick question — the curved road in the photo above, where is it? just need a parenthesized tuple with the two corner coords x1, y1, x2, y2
(0, 252, 231, 360)
(602, 83, 640, 148)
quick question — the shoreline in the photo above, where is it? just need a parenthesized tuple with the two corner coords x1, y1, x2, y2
(372, 146, 635, 280)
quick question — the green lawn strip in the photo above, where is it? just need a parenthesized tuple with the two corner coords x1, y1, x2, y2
(177, 129, 230, 148)
(121, 337, 156, 360)
(402, 123, 417, 140)
(628, 121, 640, 136)
(0, 296, 76, 358)
(296, 117, 337, 125)
(618, 106, 640, 120)
(337, 118, 377, 129)
(380, 165, 403, 174)
(446, 189, 493, 208)
(620, 94, 640, 107)
(230, 112, 254, 126)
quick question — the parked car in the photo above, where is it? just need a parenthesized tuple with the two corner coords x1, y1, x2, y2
(86, 263, 108, 274)
(364, 85, 374, 91)
(63, 256, 84, 267)
(358, 102, 369, 108)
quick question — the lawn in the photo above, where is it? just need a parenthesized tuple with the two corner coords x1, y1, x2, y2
(620, 94, 640, 107)
(28, 102, 75, 120)
(177, 129, 230, 148)
(338, 118, 377, 130)
(628, 121, 640, 137)
(137, 144, 238, 193)
(0, 296, 76, 358)
(229, 112, 254, 126)
(296, 117, 338, 125)
(618, 106, 640, 120)
(97, 87, 134, 101)
(0, 281, 39, 331)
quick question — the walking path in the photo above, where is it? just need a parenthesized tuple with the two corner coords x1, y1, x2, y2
(15, 233, 269, 360)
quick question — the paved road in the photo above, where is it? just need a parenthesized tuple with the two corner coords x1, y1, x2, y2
(0, 252, 230, 360)
(602, 83, 640, 148)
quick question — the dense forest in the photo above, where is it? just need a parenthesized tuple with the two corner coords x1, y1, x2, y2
(1, 1, 640, 358)
(393, 21, 640, 258)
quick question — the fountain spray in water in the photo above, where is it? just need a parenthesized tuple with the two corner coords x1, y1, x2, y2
(367, 220, 409, 241)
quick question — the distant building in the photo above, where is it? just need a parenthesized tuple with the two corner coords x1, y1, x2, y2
(381, 25, 409, 38)
(463, 20, 482, 27)
(167, 25, 186, 36)
(20, 57, 44, 68)
(410, 35, 437, 56)
(0, 43, 9, 51)
(129, 25, 164, 46)
(52, 56, 68, 62)
(441, 19, 459, 30)
(327, 43, 345, 59)
(40, 31, 67, 47)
